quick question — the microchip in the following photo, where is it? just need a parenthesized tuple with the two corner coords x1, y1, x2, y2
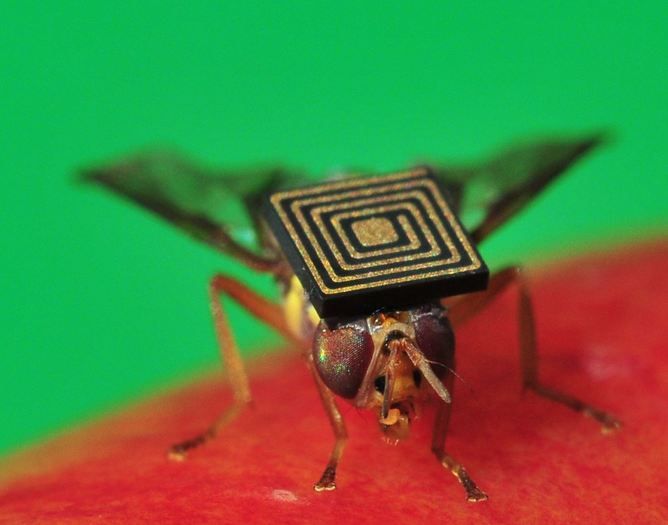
(263, 168, 489, 318)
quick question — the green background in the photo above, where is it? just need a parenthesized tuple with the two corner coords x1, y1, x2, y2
(1, 2, 666, 456)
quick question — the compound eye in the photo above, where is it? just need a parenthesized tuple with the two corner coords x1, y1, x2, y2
(313, 320, 374, 399)
(412, 307, 455, 380)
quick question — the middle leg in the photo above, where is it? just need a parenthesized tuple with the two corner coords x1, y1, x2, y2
(169, 274, 301, 460)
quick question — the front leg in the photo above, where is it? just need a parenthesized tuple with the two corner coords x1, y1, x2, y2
(449, 266, 621, 433)
(308, 359, 348, 492)
(431, 375, 488, 502)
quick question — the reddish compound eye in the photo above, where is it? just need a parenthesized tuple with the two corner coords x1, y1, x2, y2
(313, 320, 374, 399)
(412, 306, 455, 380)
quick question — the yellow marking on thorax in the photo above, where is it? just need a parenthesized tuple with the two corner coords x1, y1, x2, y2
(283, 275, 320, 339)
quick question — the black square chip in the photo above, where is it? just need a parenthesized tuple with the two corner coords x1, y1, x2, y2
(263, 168, 489, 318)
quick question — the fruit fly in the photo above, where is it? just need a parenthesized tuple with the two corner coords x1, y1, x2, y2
(82, 134, 620, 502)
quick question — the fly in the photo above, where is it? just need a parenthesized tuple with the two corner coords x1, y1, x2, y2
(81, 134, 620, 502)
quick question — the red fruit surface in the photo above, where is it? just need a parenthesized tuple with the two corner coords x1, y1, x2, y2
(1, 242, 667, 524)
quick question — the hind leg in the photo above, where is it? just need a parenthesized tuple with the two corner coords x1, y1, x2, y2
(448, 266, 621, 433)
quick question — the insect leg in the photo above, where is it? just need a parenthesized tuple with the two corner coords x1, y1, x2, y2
(308, 358, 348, 492)
(449, 267, 621, 433)
(431, 375, 488, 502)
(168, 274, 299, 460)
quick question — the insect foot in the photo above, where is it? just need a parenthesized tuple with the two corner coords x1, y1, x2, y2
(313, 466, 337, 492)
(585, 408, 623, 434)
(457, 468, 488, 503)
(458, 468, 487, 503)
(435, 449, 489, 503)
(166, 432, 211, 461)
(167, 446, 187, 462)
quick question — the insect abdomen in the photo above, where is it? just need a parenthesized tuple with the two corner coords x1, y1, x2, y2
(283, 275, 320, 341)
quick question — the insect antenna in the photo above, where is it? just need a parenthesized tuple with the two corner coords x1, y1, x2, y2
(396, 338, 451, 404)
(381, 345, 398, 420)
(423, 358, 472, 392)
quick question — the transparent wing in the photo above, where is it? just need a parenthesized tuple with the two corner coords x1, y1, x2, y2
(81, 136, 603, 270)
(80, 149, 305, 272)
(432, 134, 604, 244)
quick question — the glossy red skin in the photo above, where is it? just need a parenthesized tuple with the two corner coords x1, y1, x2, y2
(1, 241, 667, 524)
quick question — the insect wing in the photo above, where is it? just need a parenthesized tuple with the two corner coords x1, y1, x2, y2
(81, 150, 304, 270)
(432, 135, 604, 244)
(81, 136, 603, 268)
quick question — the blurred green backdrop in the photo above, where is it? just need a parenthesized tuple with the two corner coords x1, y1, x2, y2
(1, 2, 666, 456)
